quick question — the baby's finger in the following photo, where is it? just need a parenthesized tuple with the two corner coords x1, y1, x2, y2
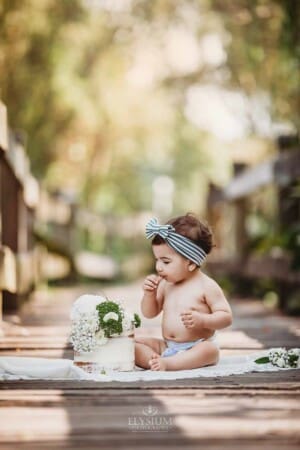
(146, 281, 158, 290)
(143, 285, 155, 291)
(181, 317, 192, 324)
(181, 318, 192, 326)
(147, 275, 160, 284)
(181, 313, 192, 320)
(144, 283, 156, 291)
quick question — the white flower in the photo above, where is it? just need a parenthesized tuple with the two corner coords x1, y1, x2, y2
(70, 294, 106, 320)
(103, 312, 119, 322)
(95, 329, 108, 347)
(276, 357, 285, 368)
(288, 348, 300, 357)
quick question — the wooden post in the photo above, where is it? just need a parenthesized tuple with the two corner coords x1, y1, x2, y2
(0, 102, 9, 322)
(1, 157, 20, 310)
(0, 155, 2, 325)
(232, 164, 248, 261)
(275, 135, 300, 310)
(206, 183, 224, 255)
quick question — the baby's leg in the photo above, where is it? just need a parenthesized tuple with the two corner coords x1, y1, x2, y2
(134, 337, 166, 369)
(150, 340, 219, 371)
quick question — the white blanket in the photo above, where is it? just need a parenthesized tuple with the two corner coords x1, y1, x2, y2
(0, 351, 299, 382)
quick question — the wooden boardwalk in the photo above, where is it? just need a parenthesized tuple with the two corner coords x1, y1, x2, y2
(0, 282, 300, 449)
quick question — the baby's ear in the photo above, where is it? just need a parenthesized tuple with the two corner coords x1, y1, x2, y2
(188, 262, 197, 272)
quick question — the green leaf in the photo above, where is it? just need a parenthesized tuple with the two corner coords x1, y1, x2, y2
(134, 313, 141, 328)
(254, 356, 270, 364)
(96, 301, 123, 338)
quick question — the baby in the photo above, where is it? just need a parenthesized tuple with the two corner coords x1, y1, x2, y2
(135, 213, 232, 371)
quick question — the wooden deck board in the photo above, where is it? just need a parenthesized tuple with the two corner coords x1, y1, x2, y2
(1, 284, 300, 448)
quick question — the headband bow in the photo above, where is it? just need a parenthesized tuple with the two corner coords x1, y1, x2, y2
(145, 217, 207, 266)
(145, 218, 175, 239)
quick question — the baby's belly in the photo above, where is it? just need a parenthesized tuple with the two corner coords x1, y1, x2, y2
(162, 312, 214, 342)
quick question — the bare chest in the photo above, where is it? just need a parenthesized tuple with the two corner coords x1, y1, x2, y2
(163, 286, 211, 315)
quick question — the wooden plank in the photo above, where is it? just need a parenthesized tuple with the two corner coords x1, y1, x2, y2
(223, 149, 300, 201)
(0, 102, 8, 152)
(0, 246, 17, 293)
(0, 440, 298, 450)
(0, 400, 299, 443)
(1, 284, 299, 450)
(1, 387, 300, 399)
(224, 160, 274, 200)
(0, 442, 299, 450)
(207, 254, 300, 284)
(1, 370, 300, 390)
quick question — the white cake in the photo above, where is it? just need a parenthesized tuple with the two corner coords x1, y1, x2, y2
(69, 294, 140, 372)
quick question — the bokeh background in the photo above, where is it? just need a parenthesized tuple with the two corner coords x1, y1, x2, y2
(0, 0, 299, 314)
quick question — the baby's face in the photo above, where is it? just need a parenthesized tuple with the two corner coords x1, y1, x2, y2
(152, 244, 191, 284)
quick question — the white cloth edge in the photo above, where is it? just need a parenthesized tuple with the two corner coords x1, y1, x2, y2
(0, 350, 299, 382)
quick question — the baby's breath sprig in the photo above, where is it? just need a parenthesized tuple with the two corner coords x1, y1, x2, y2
(69, 311, 100, 353)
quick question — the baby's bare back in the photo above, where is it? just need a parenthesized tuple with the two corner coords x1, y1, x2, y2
(162, 274, 215, 342)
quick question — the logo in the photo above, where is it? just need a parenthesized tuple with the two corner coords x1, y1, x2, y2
(142, 405, 158, 416)
(128, 404, 173, 432)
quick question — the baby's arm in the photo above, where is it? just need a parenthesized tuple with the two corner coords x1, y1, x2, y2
(181, 280, 232, 331)
(141, 275, 164, 318)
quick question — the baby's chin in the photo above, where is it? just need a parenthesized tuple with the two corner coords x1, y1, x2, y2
(164, 275, 185, 284)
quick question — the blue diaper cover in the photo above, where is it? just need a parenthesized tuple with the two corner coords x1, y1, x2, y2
(161, 334, 217, 358)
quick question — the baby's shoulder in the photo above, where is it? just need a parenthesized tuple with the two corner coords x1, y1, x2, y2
(199, 272, 222, 292)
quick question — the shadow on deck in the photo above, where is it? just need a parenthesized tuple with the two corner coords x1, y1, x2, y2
(0, 282, 300, 449)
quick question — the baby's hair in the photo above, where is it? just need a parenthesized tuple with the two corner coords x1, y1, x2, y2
(152, 213, 214, 255)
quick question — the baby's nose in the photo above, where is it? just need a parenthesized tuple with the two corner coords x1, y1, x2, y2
(156, 262, 163, 273)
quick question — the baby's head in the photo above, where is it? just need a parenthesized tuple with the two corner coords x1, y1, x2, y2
(147, 214, 213, 283)
(152, 213, 213, 255)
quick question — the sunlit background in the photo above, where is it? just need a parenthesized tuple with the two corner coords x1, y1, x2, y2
(0, 0, 299, 313)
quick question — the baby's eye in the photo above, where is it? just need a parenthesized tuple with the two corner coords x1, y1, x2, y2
(163, 261, 170, 265)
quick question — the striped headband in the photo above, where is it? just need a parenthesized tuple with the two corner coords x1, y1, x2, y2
(145, 217, 207, 266)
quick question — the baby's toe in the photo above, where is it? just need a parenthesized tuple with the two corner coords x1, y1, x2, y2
(150, 362, 160, 371)
(149, 359, 159, 371)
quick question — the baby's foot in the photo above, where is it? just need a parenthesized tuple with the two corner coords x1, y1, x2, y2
(149, 353, 167, 371)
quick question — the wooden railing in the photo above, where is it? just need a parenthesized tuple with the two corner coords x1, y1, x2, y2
(0, 101, 40, 317)
(0, 100, 122, 322)
(206, 138, 300, 309)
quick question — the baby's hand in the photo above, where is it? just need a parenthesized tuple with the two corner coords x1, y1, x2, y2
(180, 308, 206, 329)
(143, 275, 162, 292)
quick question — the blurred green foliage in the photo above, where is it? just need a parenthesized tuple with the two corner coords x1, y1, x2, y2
(1, 0, 298, 220)
(212, 0, 300, 130)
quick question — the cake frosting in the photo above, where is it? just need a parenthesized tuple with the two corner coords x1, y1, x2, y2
(69, 294, 140, 372)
